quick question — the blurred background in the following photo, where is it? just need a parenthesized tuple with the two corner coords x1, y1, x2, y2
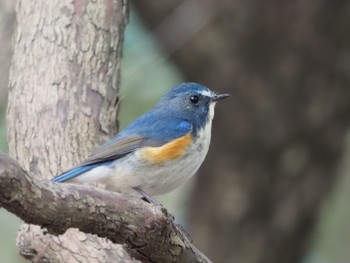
(1, 1, 350, 263)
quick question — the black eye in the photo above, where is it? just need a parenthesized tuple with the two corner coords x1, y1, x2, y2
(190, 95, 199, 104)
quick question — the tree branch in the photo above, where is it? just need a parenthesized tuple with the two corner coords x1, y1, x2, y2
(0, 153, 211, 263)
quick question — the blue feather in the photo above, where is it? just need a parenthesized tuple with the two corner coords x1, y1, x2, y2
(52, 161, 113, 182)
(52, 83, 215, 184)
(120, 116, 192, 141)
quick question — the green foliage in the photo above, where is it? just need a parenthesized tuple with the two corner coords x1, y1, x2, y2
(304, 133, 350, 263)
(0, 112, 8, 152)
(119, 9, 183, 129)
(0, 108, 26, 263)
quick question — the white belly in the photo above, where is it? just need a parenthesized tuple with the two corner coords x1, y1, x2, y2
(109, 121, 211, 196)
(72, 118, 213, 196)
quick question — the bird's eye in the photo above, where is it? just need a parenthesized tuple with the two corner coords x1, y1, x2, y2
(190, 95, 199, 104)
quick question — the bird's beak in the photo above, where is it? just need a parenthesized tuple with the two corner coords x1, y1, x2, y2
(211, 93, 230, 102)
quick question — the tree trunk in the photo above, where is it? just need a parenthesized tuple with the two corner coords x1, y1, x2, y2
(133, 1, 350, 262)
(7, 0, 133, 262)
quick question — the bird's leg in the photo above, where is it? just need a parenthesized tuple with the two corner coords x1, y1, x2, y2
(132, 187, 175, 220)
(134, 187, 192, 242)
(132, 187, 162, 206)
(133, 188, 191, 242)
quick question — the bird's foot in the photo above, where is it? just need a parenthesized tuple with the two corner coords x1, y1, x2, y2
(132, 187, 175, 220)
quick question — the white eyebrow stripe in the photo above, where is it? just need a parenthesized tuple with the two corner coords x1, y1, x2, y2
(199, 90, 213, 97)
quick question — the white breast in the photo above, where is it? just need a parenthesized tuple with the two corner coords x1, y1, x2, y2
(135, 103, 215, 195)
(136, 118, 212, 195)
(73, 103, 216, 196)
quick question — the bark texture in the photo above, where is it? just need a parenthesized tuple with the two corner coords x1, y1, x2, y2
(134, 1, 350, 262)
(0, 153, 212, 263)
(7, 0, 131, 262)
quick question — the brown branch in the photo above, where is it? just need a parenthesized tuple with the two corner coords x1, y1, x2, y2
(0, 153, 212, 263)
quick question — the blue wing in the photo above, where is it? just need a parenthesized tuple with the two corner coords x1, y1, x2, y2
(52, 116, 192, 183)
(52, 162, 113, 182)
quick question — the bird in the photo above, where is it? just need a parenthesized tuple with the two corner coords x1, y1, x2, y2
(52, 82, 229, 202)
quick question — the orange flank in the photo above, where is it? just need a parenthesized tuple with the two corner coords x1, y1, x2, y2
(141, 134, 192, 164)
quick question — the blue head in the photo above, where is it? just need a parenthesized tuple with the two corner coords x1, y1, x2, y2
(155, 82, 230, 135)
(118, 82, 230, 141)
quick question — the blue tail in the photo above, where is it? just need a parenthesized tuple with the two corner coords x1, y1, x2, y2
(52, 162, 112, 182)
